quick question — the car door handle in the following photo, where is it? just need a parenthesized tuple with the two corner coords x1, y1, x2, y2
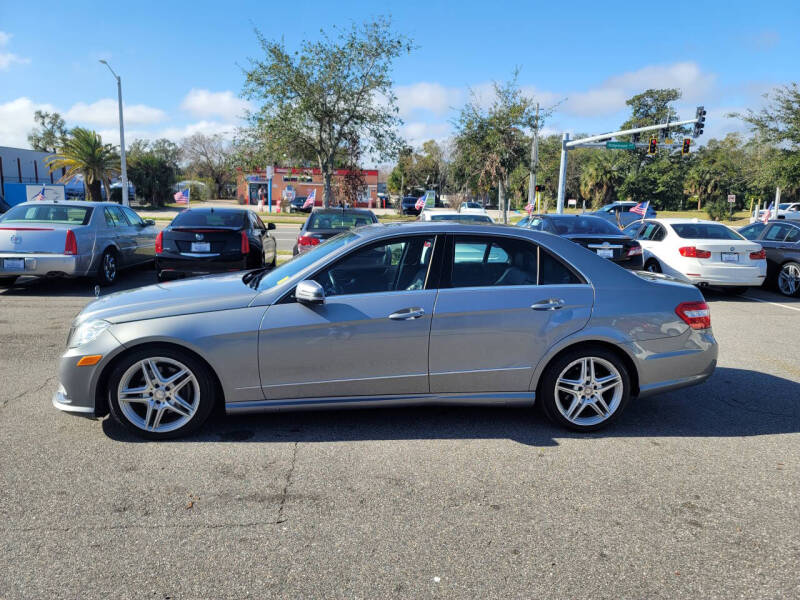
(531, 299, 565, 311)
(388, 307, 425, 320)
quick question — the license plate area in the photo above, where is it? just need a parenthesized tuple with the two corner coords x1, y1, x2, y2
(191, 242, 211, 253)
(3, 258, 24, 270)
(596, 248, 614, 258)
(721, 252, 739, 263)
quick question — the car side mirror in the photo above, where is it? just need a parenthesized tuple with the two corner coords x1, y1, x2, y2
(296, 280, 325, 305)
(267, 222, 276, 230)
(143, 219, 155, 226)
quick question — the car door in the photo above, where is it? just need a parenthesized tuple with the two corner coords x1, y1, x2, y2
(103, 207, 135, 266)
(120, 205, 157, 263)
(760, 223, 799, 276)
(428, 234, 593, 394)
(253, 213, 276, 264)
(258, 234, 441, 400)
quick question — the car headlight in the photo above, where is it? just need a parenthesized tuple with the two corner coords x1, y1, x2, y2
(68, 319, 111, 348)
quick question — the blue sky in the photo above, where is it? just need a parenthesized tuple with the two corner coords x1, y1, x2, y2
(1, 0, 797, 163)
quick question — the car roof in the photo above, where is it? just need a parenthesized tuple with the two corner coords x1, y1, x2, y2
(646, 218, 727, 225)
(177, 207, 248, 214)
(14, 200, 126, 208)
(310, 208, 375, 215)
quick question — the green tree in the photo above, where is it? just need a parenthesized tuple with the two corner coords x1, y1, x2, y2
(242, 17, 412, 207)
(387, 140, 449, 197)
(684, 134, 748, 210)
(45, 128, 119, 202)
(180, 133, 234, 199)
(127, 139, 179, 207)
(580, 151, 626, 209)
(27, 110, 69, 153)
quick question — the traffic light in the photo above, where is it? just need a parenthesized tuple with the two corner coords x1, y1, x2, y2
(682, 138, 691, 155)
(648, 138, 658, 154)
(534, 185, 542, 192)
(693, 106, 706, 138)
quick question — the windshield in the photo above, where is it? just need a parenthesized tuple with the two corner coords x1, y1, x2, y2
(429, 213, 492, 223)
(172, 210, 245, 228)
(548, 216, 622, 235)
(671, 223, 744, 240)
(0, 204, 93, 225)
(307, 212, 374, 230)
(251, 232, 358, 290)
(779, 203, 789, 210)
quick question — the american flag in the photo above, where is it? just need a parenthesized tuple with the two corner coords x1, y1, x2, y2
(524, 202, 535, 214)
(303, 189, 316, 209)
(173, 188, 190, 205)
(414, 196, 425, 211)
(32, 184, 46, 202)
(762, 202, 774, 224)
(630, 201, 649, 216)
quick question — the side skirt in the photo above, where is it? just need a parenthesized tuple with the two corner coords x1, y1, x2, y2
(226, 392, 536, 415)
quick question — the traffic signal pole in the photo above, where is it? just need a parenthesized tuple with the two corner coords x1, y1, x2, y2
(555, 116, 703, 213)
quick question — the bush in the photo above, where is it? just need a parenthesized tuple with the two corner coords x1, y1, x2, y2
(705, 200, 729, 221)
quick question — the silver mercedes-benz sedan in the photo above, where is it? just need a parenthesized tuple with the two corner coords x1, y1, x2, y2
(0, 201, 157, 287)
(53, 222, 718, 439)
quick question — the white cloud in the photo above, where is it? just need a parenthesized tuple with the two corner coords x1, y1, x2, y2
(65, 99, 166, 127)
(180, 89, 252, 122)
(0, 97, 56, 147)
(0, 30, 31, 70)
(157, 120, 236, 141)
(401, 121, 452, 147)
(395, 82, 462, 117)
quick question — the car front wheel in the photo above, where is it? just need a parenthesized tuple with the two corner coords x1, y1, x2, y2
(538, 347, 631, 432)
(107, 346, 215, 439)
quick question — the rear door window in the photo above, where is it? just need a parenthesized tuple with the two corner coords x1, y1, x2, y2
(764, 223, 792, 242)
(450, 236, 537, 288)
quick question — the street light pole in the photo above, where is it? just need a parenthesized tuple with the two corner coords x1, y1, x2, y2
(99, 60, 129, 206)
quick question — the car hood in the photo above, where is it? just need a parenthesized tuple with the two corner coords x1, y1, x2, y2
(76, 272, 261, 325)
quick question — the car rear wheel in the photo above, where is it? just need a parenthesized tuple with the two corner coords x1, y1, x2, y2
(0, 276, 18, 288)
(644, 259, 661, 273)
(777, 261, 800, 297)
(95, 248, 119, 286)
(538, 347, 631, 432)
(107, 347, 215, 439)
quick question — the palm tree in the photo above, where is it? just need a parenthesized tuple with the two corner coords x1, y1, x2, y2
(45, 128, 120, 202)
(580, 152, 625, 209)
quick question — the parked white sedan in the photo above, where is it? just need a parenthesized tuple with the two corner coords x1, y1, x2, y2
(623, 218, 766, 293)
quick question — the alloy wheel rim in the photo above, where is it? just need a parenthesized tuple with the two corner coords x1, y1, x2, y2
(778, 264, 800, 296)
(554, 357, 623, 426)
(117, 357, 200, 433)
(104, 253, 116, 281)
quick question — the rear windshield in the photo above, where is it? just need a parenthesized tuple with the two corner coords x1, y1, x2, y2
(0, 204, 93, 225)
(548, 216, 621, 235)
(307, 212, 374, 230)
(171, 210, 245, 228)
(671, 223, 743, 240)
(429, 214, 492, 223)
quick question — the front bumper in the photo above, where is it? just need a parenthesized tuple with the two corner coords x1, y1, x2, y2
(52, 384, 95, 417)
(0, 253, 91, 277)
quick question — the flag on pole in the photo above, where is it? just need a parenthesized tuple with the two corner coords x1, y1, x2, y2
(630, 201, 649, 216)
(524, 202, 535, 214)
(303, 189, 316, 210)
(32, 184, 46, 202)
(174, 188, 190, 206)
(762, 202, 774, 224)
(414, 196, 425, 211)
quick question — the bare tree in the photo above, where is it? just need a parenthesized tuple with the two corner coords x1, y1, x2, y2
(180, 133, 233, 198)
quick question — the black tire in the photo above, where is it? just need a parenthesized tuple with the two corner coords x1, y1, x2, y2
(268, 251, 277, 268)
(538, 345, 632, 432)
(644, 259, 661, 273)
(0, 276, 18, 288)
(776, 261, 800, 297)
(721, 286, 747, 295)
(107, 345, 216, 440)
(95, 248, 119, 286)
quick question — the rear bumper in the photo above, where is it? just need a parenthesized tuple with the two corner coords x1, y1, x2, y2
(613, 255, 644, 270)
(156, 253, 248, 277)
(0, 252, 91, 277)
(684, 265, 765, 287)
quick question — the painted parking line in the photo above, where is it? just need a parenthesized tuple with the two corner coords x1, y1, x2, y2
(742, 295, 800, 313)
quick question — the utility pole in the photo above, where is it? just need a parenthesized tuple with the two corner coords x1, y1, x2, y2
(100, 60, 129, 206)
(556, 133, 569, 214)
(528, 102, 540, 208)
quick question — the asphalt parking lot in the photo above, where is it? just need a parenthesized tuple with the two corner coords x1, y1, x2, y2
(1, 272, 798, 599)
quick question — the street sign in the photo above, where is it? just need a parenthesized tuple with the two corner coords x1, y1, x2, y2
(606, 141, 635, 150)
(727, 194, 736, 204)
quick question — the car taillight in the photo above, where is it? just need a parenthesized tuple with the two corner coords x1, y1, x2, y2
(679, 246, 711, 259)
(675, 301, 711, 330)
(297, 234, 320, 248)
(64, 230, 78, 255)
(749, 248, 766, 260)
(155, 231, 163, 254)
(241, 230, 250, 254)
(627, 244, 642, 257)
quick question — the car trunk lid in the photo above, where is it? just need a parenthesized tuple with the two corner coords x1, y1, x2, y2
(0, 223, 82, 254)
(166, 226, 243, 254)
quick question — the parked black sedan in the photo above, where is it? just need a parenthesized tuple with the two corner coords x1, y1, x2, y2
(288, 196, 311, 213)
(527, 213, 643, 269)
(400, 196, 422, 216)
(294, 208, 378, 255)
(156, 208, 277, 281)
(739, 219, 800, 296)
